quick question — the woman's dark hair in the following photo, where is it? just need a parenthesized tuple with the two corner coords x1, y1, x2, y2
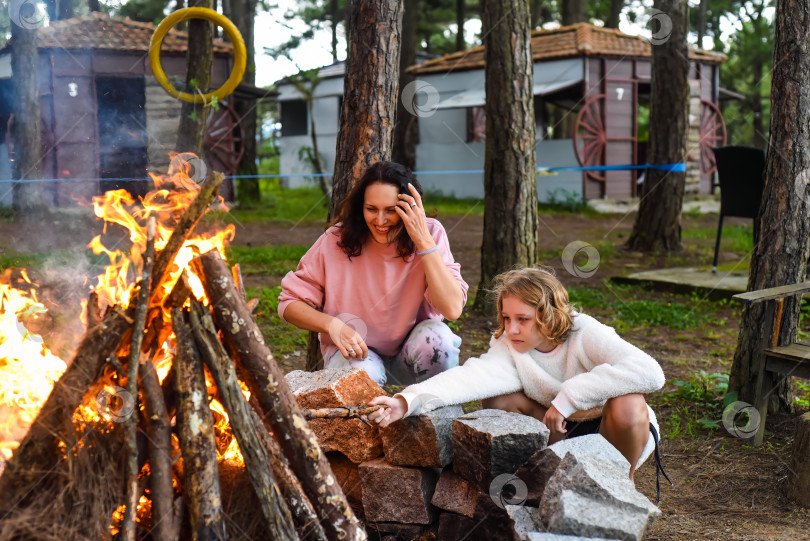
(328, 161, 424, 260)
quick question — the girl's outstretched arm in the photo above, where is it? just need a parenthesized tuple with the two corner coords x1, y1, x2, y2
(367, 396, 407, 427)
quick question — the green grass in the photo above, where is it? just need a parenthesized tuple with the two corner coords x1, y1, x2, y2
(0, 249, 110, 273)
(654, 369, 730, 439)
(226, 245, 308, 276)
(246, 285, 309, 356)
(568, 284, 729, 333)
(682, 224, 754, 254)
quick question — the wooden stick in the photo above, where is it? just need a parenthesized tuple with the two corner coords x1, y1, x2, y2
(171, 307, 226, 540)
(122, 217, 156, 541)
(191, 250, 366, 541)
(87, 289, 102, 329)
(0, 306, 133, 510)
(303, 405, 382, 420)
(139, 357, 175, 541)
(249, 402, 326, 541)
(188, 299, 298, 540)
(150, 171, 224, 303)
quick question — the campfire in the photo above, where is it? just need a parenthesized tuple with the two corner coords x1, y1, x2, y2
(0, 155, 364, 540)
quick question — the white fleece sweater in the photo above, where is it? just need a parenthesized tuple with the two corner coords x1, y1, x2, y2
(398, 313, 666, 419)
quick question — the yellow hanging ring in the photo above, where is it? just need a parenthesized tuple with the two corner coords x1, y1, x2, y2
(149, 7, 246, 104)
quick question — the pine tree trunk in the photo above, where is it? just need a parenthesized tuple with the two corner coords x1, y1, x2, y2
(456, 0, 466, 51)
(329, 0, 402, 219)
(696, 0, 707, 45)
(10, 22, 45, 213)
(728, 0, 810, 411)
(626, 0, 689, 253)
(392, 0, 417, 170)
(232, 0, 260, 203)
(561, 0, 585, 25)
(474, 0, 537, 313)
(176, 0, 214, 156)
(607, 0, 623, 28)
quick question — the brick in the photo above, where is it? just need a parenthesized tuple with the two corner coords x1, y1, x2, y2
(381, 405, 463, 467)
(452, 409, 549, 491)
(358, 457, 440, 525)
(430, 468, 479, 518)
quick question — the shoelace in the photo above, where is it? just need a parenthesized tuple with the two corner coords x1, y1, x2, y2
(649, 423, 673, 504)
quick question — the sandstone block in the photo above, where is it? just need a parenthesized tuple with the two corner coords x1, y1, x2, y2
(286, 368, 384, 463)
(358, 457, 440, 524)
(453, 409, 549, 491)
(326, 451, 362, 508)
(381, 405, 464, 467)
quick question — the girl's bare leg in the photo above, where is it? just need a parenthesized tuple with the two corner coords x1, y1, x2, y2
(483, 391, 548, 424)
(599, 393, 650, 481)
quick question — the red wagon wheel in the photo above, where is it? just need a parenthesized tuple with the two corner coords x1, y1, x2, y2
(204, 99, 244, 177)
(573, 94, 608, 182)
(699, 99, 727, 176)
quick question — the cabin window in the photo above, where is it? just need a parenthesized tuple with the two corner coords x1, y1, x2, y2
(466, 106, 486, 142)
(281, 100, 308, 136)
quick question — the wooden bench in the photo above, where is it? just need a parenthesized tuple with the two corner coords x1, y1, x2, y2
(732, 281, 810, 445)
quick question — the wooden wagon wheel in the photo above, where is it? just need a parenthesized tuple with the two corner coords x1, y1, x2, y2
(573, 94, 608, 182)
(204, 100, 244, 177)
(699, 99, 727, 176)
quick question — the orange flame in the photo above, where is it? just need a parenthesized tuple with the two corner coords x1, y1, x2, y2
(1, 152, 242, 475)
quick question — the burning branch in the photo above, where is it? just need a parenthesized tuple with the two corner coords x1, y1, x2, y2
(121, 217, 156, 541)
(188, 299, 298, 540)
(192, 249, 367, 541)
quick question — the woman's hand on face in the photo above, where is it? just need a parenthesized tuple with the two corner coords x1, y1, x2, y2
(327, 318, 369, 360)
(543, 405, 567, 441)
(367, 395, 407, 428)
(395, 183, 435, 253)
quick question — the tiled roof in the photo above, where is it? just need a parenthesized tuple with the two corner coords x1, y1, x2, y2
(411, 22, 726, 75)
(0, 12, 232, 54)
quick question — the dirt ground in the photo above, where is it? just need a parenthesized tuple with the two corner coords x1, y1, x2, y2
(3, 207, 810, 539)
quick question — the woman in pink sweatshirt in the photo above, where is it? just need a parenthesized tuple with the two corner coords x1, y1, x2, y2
(278, 161, 469, 386)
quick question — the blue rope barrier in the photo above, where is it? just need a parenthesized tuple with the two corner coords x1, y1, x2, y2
(0, 163, 687, 185)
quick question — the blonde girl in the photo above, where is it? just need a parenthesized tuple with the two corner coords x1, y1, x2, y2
(369, 267, 666, 482)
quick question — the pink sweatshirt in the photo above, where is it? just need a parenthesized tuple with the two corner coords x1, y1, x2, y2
(278, 218, 468, 357)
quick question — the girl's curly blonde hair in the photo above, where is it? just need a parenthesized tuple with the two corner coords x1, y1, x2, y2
(492, 266, 576, 346)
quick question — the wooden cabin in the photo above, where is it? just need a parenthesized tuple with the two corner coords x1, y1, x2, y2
(0, 12, 260, 206)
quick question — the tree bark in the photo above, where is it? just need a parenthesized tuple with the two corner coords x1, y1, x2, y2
(391, 0, 418, 171)
(139, 357, 175, 541)
(0, 307, 132, 509)
(728, 0, 810, 411)
(187, 299, 298, 540)
(171, 308, 227, 540)
(232, 0, 260, 203)
(456, 0, 466, 51)
(696, 0, 707, 45)
(10, 21, 45, 213)
(473, 0, 537, 313)
(607, 0, 623, 28)
(176, 0, 214, 156)
(121, 218, 155, 541)
(249, 405, 325, 541)
(561, 0, 585, 25)
(191, 250, 366, 541)
(785, 412, 810, 506)
(626, 0, 689, 253)
(329, 0, 402, 219)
